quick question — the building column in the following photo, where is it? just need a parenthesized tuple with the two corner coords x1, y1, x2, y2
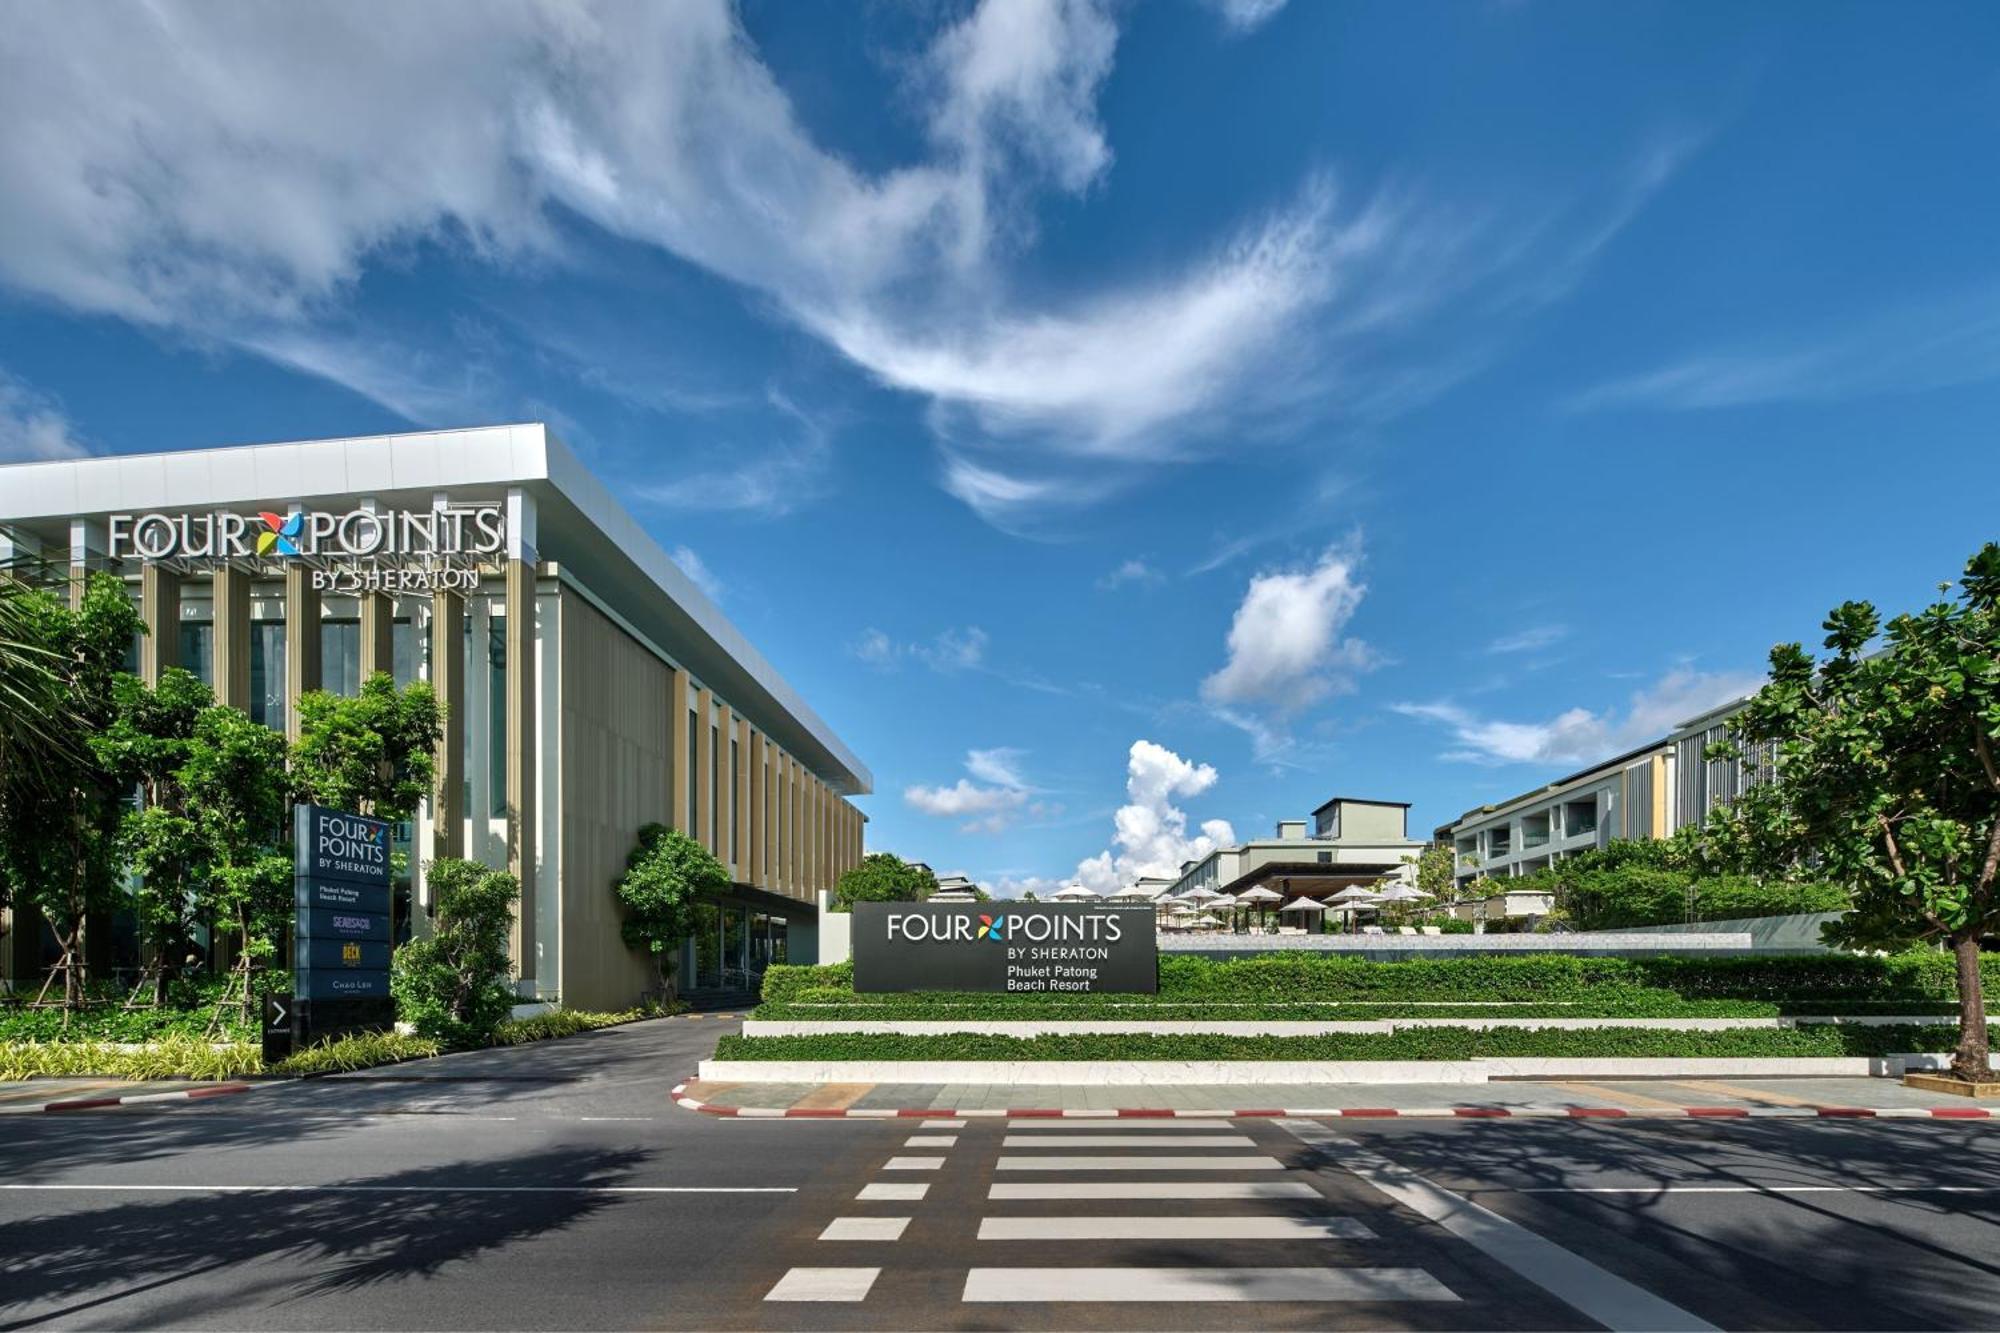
(694, 686, 714, 854)
(429, 590, 464, 862)
(283, 561, 321, 742)
(504, 488, 537, 984)
(359, 592, 395, 681)
(211, 564, 252, 712)
(747, 727, 766, 888)
(670, 668, 692, 835)
(734, 714, 751, 879)
(789, 757, 804, 900)
(139, 565, 180, 686)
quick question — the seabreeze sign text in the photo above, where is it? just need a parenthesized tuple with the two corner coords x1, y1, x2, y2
(853, 902, 1156, 994)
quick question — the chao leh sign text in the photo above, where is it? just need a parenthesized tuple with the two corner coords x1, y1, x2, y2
(852, 902, 1158, 994)
(108, 504, 505, 594)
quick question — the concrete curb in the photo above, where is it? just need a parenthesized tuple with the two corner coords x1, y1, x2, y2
(738, 1015, 1967, 1038)
(0, 1082, 256, 1114)
(667, 1081, 1997, 1123)
(696, 1055, 1962, 1085)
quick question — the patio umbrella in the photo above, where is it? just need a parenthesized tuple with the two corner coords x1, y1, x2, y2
(1279, 895, 1328, 934)
(1236, 884, 1282, 931)
(1109, 884, 1157, 902)
(1182, 886, 1222, 904)
(1207, 892, 1239, 931)
(1374, 883, 1431, 902)
(1050, 884, 1101, 902)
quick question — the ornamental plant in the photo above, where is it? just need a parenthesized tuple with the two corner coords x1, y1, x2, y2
(614, 823, 727, 1002)
(1713, 543, 2000, 1083)
(291, 673, 443, 822)
(832, 852, 937, 912)
(392, 858, 519, 1048)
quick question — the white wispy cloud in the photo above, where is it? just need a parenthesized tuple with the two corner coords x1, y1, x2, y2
(666, 545, 724, 603)
(1485, 624, 1568, 655)
(0, 1, 1693, 532)
(632, 390, 834, 517)
(1098, 558, 1165, 590)
(1565, 283, 2000, 413)
(1200, 0, 1290, 34)
(0, 371, 87, 462)
(850, 625, 990, 673)
(905, 746, 1051, 833)
(1392, 666, 1763, 767)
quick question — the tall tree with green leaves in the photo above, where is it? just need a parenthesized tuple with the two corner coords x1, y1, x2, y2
(291, 673, 442, 821)
(182, 704, 295, 979)
(832, 852, 938, 912)
(614, 823, 728, 1001)
(97, 668, 214, 1001)
(1715, 543, 2000, 1083)
(0, 574, 140, 1004)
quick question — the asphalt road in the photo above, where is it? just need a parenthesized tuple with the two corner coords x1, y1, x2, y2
(3, 1015, 1999, 1331)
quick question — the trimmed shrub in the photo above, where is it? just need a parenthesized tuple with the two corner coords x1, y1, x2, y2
(0, 1037, 261, 1081)
(392, 858, 520, 1048)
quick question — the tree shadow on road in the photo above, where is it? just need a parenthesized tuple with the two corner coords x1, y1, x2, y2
(0, 1144, 647, 1329)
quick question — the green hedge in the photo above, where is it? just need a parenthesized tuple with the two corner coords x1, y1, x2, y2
(714, 1024, 1958, 1063)
(0, 1038, 262, 1081)
(759, 951, 1999, 1014)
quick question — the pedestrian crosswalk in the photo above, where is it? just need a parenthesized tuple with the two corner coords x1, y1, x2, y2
(763, 1113, 1468, 1314)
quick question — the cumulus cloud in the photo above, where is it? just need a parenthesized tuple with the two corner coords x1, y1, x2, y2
(666, 546, 724, 603)
(905, 746, 1044, 833)
(1202, 542, 1375, 716)
(0, 372, 87, 462)
(1393, 666, 1764, 767)
(1071, 740, 1237, 892)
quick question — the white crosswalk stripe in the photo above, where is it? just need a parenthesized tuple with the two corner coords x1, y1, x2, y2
(776, 1115, 1466, 1313)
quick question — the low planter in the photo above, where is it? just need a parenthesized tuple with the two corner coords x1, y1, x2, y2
(1903, 1072, 2000, 1099)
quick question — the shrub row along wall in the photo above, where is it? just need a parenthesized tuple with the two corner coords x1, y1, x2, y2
(760, 952, 2000, 1014)
(712, 1023, 1959, 1063)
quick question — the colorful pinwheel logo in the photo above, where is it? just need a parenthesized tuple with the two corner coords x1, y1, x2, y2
(257, 511, 303, 557)
(976, 914, 1002, 941)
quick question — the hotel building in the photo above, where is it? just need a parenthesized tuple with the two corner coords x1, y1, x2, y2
(1437, 696, 1770, 890)
(0, 424, 870, 1009)
(1164, 797, 1424, 901)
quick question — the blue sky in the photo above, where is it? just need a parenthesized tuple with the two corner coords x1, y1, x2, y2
(2, 1, 1998, 894)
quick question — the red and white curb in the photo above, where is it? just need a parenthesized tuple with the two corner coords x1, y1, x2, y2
(670, 1082, 1994, 1122)
(0, 1082, 256, 1114)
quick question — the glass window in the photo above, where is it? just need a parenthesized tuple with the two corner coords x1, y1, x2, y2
(687, 711, 698, 831)
(692, 902, 721, 989)
(488, 617, 507, 817)
(322, 619, 360, 696)
(392, 617, 421, 687)
(249, 621, 286, 731)
(721, 907, 746, 990)
(178, 621, 213, 688)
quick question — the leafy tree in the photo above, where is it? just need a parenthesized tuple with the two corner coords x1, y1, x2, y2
(1406, 843, 1456, 901)
(181, 705, 294, 978)
(1020, 889, 1039, 903)
(96, 668, 214, 1001)
(832, 852, 938, 912)
(614, 823, 727, 1001)
(391, 858, 518, 1047)
(1713, 544, 2000, 1083)
(0, 573, 86, 833)
(0, 575, 140, 1004)
(291, 674, 442, 821)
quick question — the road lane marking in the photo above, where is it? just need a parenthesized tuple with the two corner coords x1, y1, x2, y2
(882, 1155, 944, 1170)
(904, 1134, 958, 1147)
(1505, 1184, 2000, 1195)
(0, 1183, 792, 1194)
(765, 1267, 880, 1301)
(1005, 1118, 1236, 1130)
(857, 1182, 928, 1201)
(997, 1155, 1285, 1171)
(999, 1134, 1255, 1148)
(989, 1181, 1321, 1200)
(962, 1266, 1457, 1303)
(820, 1216, 911, 1241)
(1281, 1120, 1717, 1332)
(922, 1119, 965, 1128)
(978, 1216, 1375, 1240)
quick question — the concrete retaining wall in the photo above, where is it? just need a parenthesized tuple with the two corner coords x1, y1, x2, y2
(738, 1015, 1962, 1038)
(1160, 931, 1774, 959)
